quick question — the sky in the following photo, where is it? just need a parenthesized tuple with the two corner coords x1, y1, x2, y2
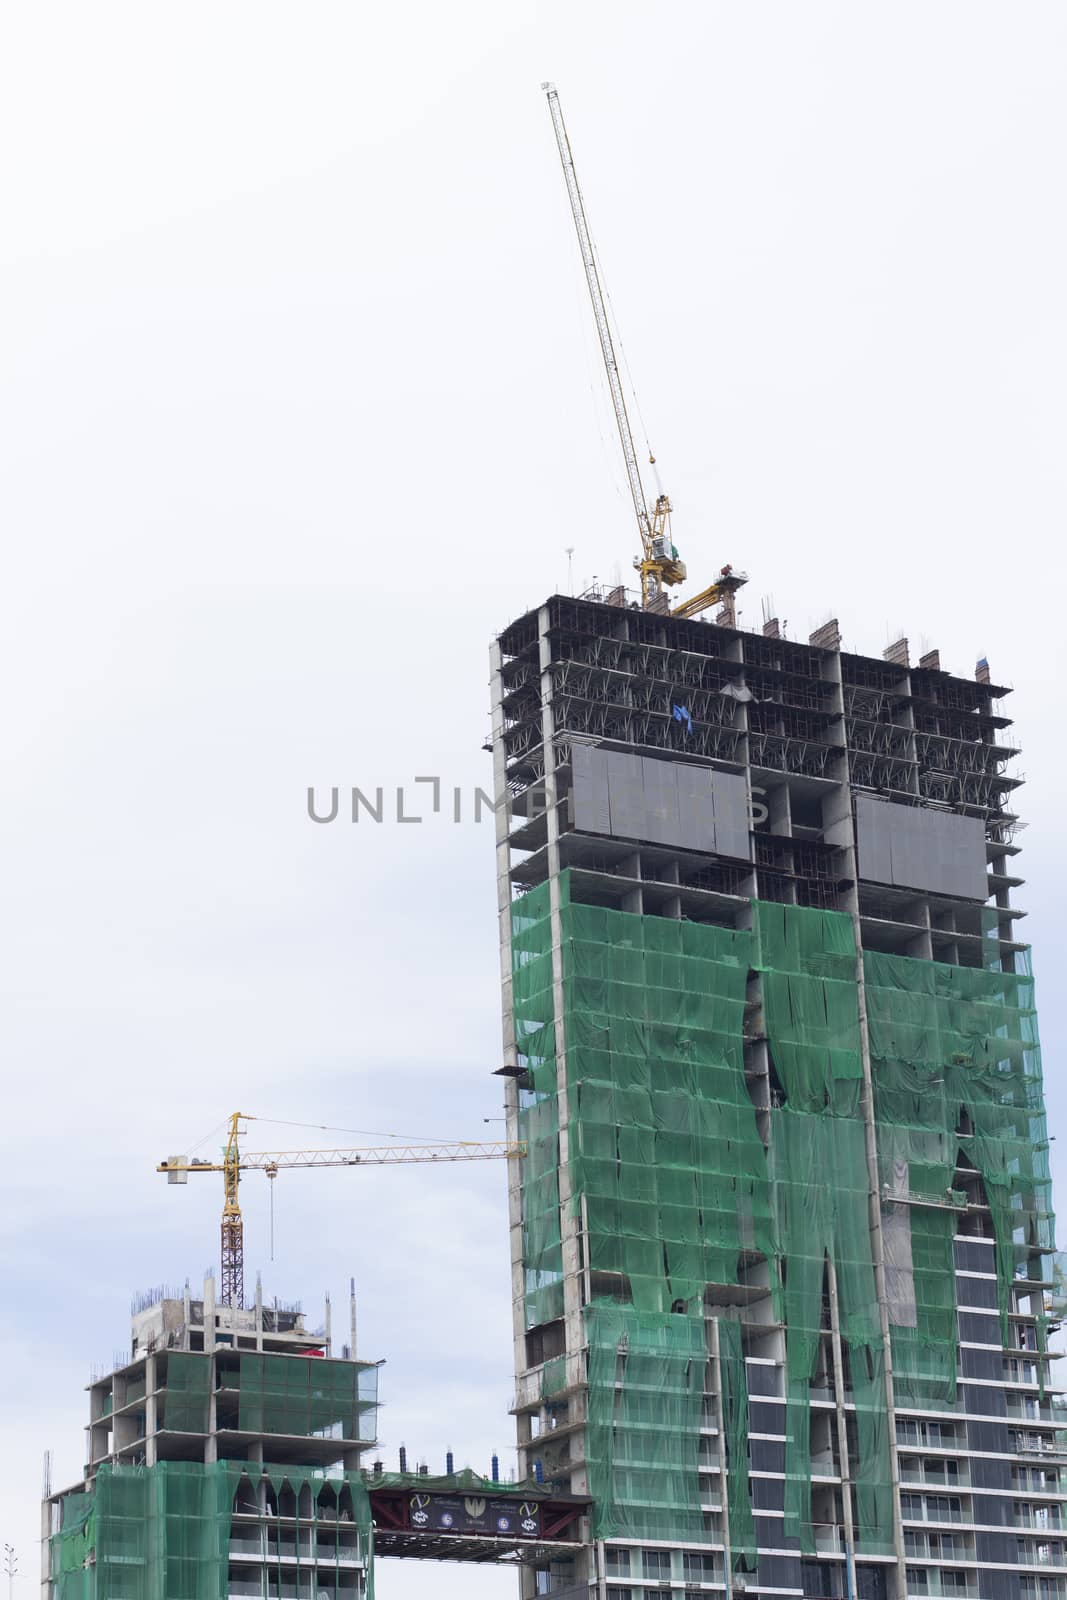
(1, 2, 1065, 1594)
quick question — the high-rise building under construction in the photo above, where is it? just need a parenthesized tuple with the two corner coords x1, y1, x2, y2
(491, 592, 1063, 1600)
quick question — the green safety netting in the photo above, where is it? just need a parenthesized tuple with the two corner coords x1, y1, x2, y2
(236, 1353, 378, 1439)
(49, 1461, 374, 1600)
(540, 1355, 568, 1399)
(559, 883, 768, 1563)
(512, 874, 767, 1563)
(754, 901, 864, 1116)
(512, 879, 1055, 1564)
(717, 1317, 756, 1568)
(584, 1305, 706, 1543)
(754, 903, 893, 1555)
(162, 1353, 211, 1433)
(512, 879, 565, 1329)
(864, 949, 1054, 1370)
(51, 1493, 95, 1594)
(561, 899, 771, 1311)
(365, 1467, 544, 1494)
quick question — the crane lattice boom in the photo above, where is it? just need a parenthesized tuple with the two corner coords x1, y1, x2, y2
(162, 1139, 526, 1174)
(542, 83, 686, 608)
(159, 1113, 524, 1309)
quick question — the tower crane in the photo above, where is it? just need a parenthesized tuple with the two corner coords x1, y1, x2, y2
(542, 84, 746, 625)
(159, 1112, 526, 1309)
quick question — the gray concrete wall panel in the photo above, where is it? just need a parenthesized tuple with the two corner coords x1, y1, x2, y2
(605, 751, 646, 841)
(569, 747, 750, 860)
(856, 795, 987, 900)
(640, 755, 680, 845)
(710, 770, 751, 860)
(676, 764, 717, 853)
(570, 744, 611, 834)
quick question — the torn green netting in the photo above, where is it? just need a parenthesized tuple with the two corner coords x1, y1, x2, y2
(48, 1461, 375, 1599)
(754, 901, 863, 1114)
(510, 874, 772, 1552)
(50, 1492, 95, 1598)
(512, 884, 1056, 1562)
(864, 948, 1054, 1353)
(560, 896, 771, 1310)
(756, 904, 893, 1556)
(769, 1107, 893, 1556)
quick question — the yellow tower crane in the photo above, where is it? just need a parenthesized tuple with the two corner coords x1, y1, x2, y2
(159, 1111, 526, 1309)
(542, 84, 747, 624)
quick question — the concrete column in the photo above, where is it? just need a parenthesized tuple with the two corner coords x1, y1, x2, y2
(489, 639, 531, 1467)
(826, 1255, 858, 1574)
(536, 606, 585, 1359)
(41, 1490, 53, 1600)
(144, 1355, 158, 1468)
(203, 1273, 218, 1464)
(203, 1272, 216, 1354)
(827, 645, 907, 1599)
(709, 1317, 735, 1586)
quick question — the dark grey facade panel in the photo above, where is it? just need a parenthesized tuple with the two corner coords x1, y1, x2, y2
(570, 747, 750, 859)
(640, 754, 680, 845)
(709, 769, 751, 860)
(675, 762, 717, 853)
(570, 744, 611, 834)
(855, 794, 894, 884)
(855, 794, 987, 899)
(605, 750, 645, 840)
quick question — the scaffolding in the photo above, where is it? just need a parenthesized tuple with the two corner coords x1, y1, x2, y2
(509, 873, 1056, 1572)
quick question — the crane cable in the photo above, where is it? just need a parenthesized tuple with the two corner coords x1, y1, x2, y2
(558, 125, 662, 516)
(250, 1115, 484, 1144)
(180, 1112, 489, 1156)
(581, 191, 662, 483)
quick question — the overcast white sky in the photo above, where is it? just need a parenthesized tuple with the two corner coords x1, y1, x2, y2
(2, 3, 1065, 1594)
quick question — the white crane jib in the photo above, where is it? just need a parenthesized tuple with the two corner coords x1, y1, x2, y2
(542, 82, 686, 608)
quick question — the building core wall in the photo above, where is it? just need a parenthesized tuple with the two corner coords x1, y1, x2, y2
(492, 594, 1062, 1600)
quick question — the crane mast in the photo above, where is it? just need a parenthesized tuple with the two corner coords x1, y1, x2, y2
(542, 83, 685, 608)
(220, 1110, 245, 1310)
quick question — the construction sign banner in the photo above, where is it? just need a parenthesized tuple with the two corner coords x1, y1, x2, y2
(407, 1492, 542, 1538)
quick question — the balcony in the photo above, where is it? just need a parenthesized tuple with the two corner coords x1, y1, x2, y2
(1014, 1432, 1067, 1460)
(906, 1583, 979, 1600)
(904, 1541, 975, 1564)
(900, 1465, 970, 1490)
(1009, 1399, 1067, 1424)
(900, 1503, 969, 1525)
(1019, 1543, 1067, 1568)
(229, 1539, 264, 1559)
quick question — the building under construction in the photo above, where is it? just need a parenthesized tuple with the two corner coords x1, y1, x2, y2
(41, 1273, 588, 1596)
(490, 591, 1064, 1600)
(39, 80, 1064, 1600)
(42, 1278, 381, 1597)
